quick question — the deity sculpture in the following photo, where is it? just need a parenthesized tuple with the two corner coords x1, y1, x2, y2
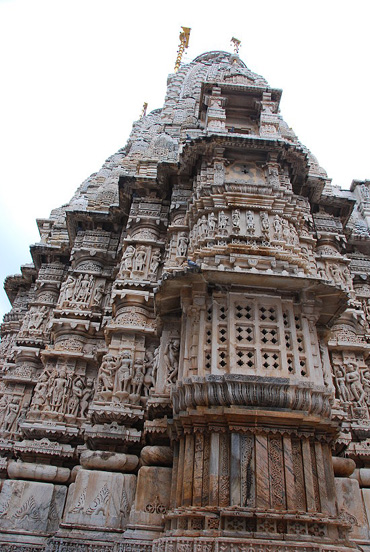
(345, 362, 366, 405)
(164, 338, 180, 386)
(59, 275, 75, 305)
(121, 245, 136, 273)
(114, 351, 132, 395)
(92, 281, 105, 306)
(97, 354, 117, 395)
(232, 209, 241, 232)
(3, 398, 20, 433)
(133, 246, 147, 272)
(177, 233, 189, 257)
(80, 378, 94, 418)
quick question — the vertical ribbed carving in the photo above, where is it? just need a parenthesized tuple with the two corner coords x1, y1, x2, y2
(240, 433, 255, 507)
(291, 438, 307, 511)
(269, 435, 286, 509)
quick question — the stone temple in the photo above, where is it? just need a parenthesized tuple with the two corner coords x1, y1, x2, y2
(2, 49, 370, 552)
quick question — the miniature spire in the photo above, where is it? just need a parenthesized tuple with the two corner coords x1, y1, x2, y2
(174, 26, 191, 73)
(230, 37, 241, 54)
(140, 102, 148, 119)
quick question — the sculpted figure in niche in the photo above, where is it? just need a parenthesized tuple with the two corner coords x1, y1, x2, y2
(3, 398, 20, 433)
(149, 250, 161, 275)
(218, 211, 228, 234)
(345, 362, 366, 405)
(28, 306, 47, 331)
(273, 215, 282, 239)
(177, 233, 189, 257)
(131, 359, 145, 396)
(59, 276, 75, 305)
(114, 351, 132, 395)
(334, 365, 350, 402)
(143, 349, 156, 396)
(92, 281, 105, 306)
(208, 212, 217, 235)
(67, 377, 84, 417)
(330, 264, 344, 285)
(48, 367, 69, 412)
(80, 378, 94, 418)
(75, 274, 93, 303)
(0, 394, 9, 426)
(260, 211, 270, 236)
(97, 354, 117, 395)
(133, 246, 147, 272)
(32, 371, 51, 410)
(199, 215, 208, 238)
(232, 210, 241, 233)
(164, 338, 180, 386)
(362, 369, 370, 406)
(246, 211, 255, 234)
(121, 245, 136, 273)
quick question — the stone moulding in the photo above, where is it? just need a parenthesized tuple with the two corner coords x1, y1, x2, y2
(172, 375, 332, 417)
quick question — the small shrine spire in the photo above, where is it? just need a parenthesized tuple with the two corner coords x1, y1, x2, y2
(174, 26, 191, 73)
(230, 37, 241, 54)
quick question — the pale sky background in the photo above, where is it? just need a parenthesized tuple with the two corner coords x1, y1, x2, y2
(0, 0, 369, 320)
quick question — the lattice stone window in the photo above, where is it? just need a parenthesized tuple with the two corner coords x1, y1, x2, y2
(208, 292, 308, 378)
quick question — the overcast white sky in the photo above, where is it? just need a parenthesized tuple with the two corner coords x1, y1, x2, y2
(0, 0, 369, 320)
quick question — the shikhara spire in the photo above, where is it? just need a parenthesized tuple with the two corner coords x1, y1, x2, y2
(0, 50, 370, 552)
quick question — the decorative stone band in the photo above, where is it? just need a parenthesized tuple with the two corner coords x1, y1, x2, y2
(172, 375, 332, 418)
(153, 538, 355, 552)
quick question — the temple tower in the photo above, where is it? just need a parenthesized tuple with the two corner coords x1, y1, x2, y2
(1, 50, 370, 551)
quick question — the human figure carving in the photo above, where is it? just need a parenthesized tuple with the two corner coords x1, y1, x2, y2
(345, 362, 366, 405)
(199, 215, 208, 238)
(232, 210, 241, 232)
(60, 276, 75, 304)
(131, 359, 145, 396)
(334, 365, 350, 402)
(218, 211, 228, 234)
(48, 367, 69, 412)
(260, 211, 270, 236)
(114, 351, 132, 394)
(143, 350, 156, 396)
(164, 338, 180, 385)
(133, 246, 147, 272)
(97, 354, 117, 394)
(273, 215, 282, 239)
(149, 250, 161, 275)
(92, 281, 105, 306)
(67, 377, 84, 416)
(32, 372, 50, 410)
(177, 233, 189, 257)
(246, 211, 255, 234)
(0, 394, 9, 427)
(3, 398, 20, 433)
(208, 212, 217, 234)
(80, 379, 94, 418)
(121, 245, 136, 273)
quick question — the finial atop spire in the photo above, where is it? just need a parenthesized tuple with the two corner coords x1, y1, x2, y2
(230, 37, 241, 54)
(140, 102, 148, 119)
(174, 26, 191, 73)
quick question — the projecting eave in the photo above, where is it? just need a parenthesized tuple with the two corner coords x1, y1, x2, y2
(4, 265, 36, 304)
(155, 268, 349, 328)
(179, 134, 316, 196)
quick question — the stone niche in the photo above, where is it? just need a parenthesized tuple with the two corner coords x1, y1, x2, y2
(63, 469, 136, 531)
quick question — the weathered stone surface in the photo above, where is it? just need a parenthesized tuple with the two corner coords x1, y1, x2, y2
(140, 446, 173, 466)
(63, 468, 136, 530)
(80, 450, 139, 471)
(0, 479, 66, 534)
(335, 477, 370, 541)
